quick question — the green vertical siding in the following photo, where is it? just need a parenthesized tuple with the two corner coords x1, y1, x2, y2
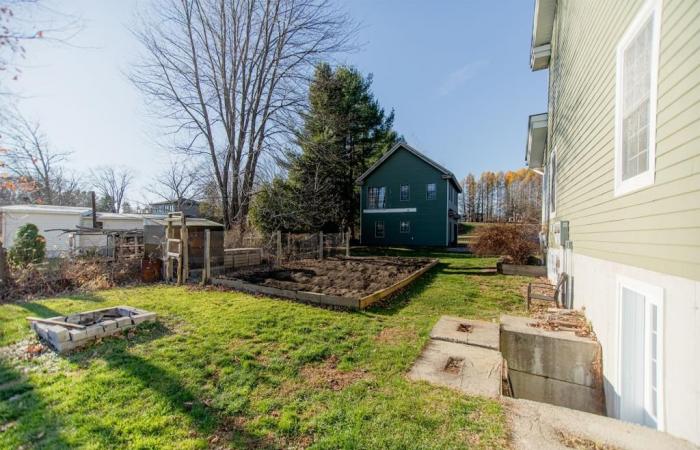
(360, 148, 449, 246)
(547, 0, 700, 281)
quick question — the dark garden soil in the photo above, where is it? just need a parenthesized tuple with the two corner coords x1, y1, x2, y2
(225, 257, 433, 299)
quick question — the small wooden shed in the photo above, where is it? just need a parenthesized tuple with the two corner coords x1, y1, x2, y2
(145, 216, 224, 282)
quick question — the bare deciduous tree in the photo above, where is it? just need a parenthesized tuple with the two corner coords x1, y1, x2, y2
(148, 158, 202, 208)
(90, 166, 133, 213)
(131, 0, 355, 232)
(0, 110, 84, 205)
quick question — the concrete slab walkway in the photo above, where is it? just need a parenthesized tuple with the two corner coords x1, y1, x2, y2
(407, 339, 502, 398)
(505, 397, 698, 450)
(429, 316, 500, 350)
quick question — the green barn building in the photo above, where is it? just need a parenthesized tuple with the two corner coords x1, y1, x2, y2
(357, 142, 461, 247)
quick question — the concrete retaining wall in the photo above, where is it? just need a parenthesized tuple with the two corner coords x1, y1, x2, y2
(500, 315, 605, 415)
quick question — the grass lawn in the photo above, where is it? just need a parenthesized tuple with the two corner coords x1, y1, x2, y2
(457, 222, 487, 247)
(0, 251, 530, 449)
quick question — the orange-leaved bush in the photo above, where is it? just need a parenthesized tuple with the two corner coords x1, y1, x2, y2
(471, 223, 539, 264)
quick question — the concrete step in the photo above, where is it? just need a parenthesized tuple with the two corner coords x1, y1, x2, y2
(429, 316, 500, 351)
(407, 339, 502, 399)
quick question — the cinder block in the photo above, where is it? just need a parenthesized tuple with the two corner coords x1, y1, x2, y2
(85, 326, 104, 337)
(132, 313, 156, 324)
(69, 329, 88, 342)
(115, 317, 132, 328)
(100, 320, 117, 332)
(46, 326, 70, 343)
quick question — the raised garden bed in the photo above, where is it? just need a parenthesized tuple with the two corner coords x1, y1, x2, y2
(29, 306, 156, 353)
(210, 257, 438, 309)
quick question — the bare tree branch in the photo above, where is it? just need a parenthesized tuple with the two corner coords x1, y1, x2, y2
(90, 166, 134, 213)
(131, 0, 356, 231)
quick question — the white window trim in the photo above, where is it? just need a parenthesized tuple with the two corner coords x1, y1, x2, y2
(400, 184, 410, 202)
(426, 183, 437, 201)
(374, 220, 385, 238)
(549, 148, 557, 219)
(614, 0, 662, 197)
(616, 275, 665, 431)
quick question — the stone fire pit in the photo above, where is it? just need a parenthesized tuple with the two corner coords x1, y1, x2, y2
(30, 306, 156, 353)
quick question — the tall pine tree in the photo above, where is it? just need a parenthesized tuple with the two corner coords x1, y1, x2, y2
(252, 63, 397, 234)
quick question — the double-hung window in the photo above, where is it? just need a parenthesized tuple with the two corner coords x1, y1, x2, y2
(374, 220, 385, 238)
(549, 149, 557, 217)
(615, 0, 661, 196)
(399, 220, 410, 234)
(367, 187, 386, 209)
(400, 184, 410, 202)
(426, 183, 436, 200)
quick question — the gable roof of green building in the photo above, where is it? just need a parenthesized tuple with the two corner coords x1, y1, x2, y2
(356, 142, 462, 192)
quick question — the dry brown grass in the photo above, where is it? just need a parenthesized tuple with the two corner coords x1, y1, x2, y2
(299, 355, 368, 391)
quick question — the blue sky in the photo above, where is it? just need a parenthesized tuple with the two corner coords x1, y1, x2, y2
(12, 0, 547, 204)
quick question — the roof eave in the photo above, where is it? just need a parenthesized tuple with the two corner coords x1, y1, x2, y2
(530, 0, 556, 71)
(526, 113, 548, 170)
(356, 142, 460, 189)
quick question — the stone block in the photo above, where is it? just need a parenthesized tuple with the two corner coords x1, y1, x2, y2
(115, 317, 132, 328)
(68, 329, 88, 342)
(100, 320, 118, 332)
(46, 325, 70, 342)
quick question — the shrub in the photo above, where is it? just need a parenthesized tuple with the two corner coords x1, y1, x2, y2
(471, 223, 539, 264)
(8, 223, 46, 266)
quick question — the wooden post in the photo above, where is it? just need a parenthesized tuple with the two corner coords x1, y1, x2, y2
(318, 231, 324, 260)
(182, 215, 189, 282)
(176, 214, 184, 285)
(202, 228, 211, 285)
(345, 228, 350, 257)
(276, 230, 282, 265)
(90, 191, 97, 229)
(164, 217, 172, 282)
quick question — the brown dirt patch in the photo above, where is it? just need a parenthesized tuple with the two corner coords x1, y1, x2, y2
(375, 327, 418, 344)
(299, 355, 368, 391)
(443, 356, 464, 374)
(557, 430, 620, 450)
(226, 257, 433, 299)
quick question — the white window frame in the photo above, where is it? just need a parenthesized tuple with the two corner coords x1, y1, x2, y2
(616, 275, 665, 430)
(549, 149, 557, 218)
(400, 184, 410, 202)
(614, 0, 662, 197)
(374, 220, 385, 238)
(367, 186, 386, 209)
(426, 183, 437, 201)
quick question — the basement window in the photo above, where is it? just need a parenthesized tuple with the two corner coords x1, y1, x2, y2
(614, 0, 661, 196)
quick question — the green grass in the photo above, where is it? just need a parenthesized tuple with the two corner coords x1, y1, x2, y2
(0, 251, 530, 449)
(458, 222, 487, 246)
